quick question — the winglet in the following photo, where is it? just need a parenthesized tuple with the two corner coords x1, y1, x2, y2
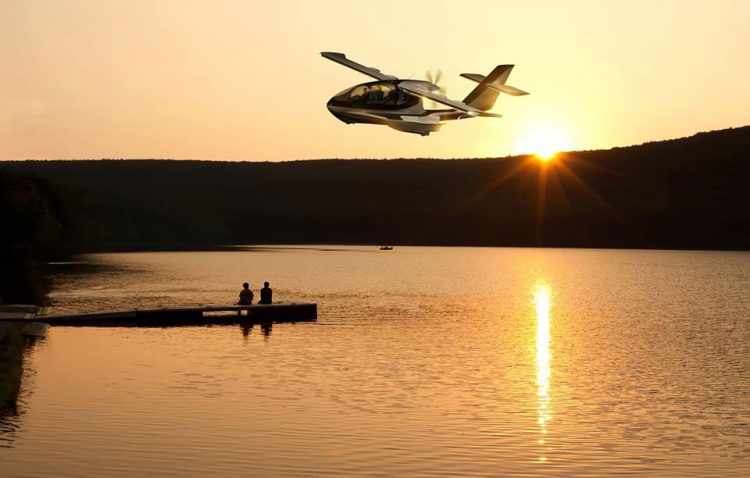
(321, 52, 345, 60)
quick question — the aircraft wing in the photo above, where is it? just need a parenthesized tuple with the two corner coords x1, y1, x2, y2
(398, 81, 482, 114)
(321, 52, 398, 81)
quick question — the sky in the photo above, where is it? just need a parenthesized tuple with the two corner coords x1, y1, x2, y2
(1, 0, 749, 161)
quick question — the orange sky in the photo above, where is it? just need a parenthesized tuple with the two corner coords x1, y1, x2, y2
(2, 0, 749, 161)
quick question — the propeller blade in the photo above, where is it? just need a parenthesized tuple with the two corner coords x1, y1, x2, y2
(424, 69, 447, 109)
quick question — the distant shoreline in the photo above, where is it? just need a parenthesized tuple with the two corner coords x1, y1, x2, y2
(3, 126, 750, 252)
(77, 243, 750, 254)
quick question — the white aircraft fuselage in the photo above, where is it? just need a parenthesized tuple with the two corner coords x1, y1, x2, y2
(326, 80, 464, 136)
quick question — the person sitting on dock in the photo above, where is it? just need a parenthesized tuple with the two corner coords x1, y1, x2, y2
(259, 281, 272, 305)
(238, 282, 254, 306)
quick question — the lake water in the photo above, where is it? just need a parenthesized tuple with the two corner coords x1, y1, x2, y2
(2, 246, 750, 477)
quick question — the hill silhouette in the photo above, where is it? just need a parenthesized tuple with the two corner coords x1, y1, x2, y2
(0, 170, 72, 303)
(2, 126, 749, 251)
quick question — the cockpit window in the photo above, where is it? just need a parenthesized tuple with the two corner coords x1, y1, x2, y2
(348, 85, 368, 101)
(330, 82, 419, 109)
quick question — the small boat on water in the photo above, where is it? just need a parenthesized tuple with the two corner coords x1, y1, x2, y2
(379, 245, 394, 251)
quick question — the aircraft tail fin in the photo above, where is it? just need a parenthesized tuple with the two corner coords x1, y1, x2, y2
(461, 65, 529, 111)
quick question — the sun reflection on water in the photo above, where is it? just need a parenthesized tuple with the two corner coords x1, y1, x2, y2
(534, 283, 552, 462)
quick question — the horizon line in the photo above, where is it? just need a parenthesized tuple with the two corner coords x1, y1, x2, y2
(4, 124, 748, 163)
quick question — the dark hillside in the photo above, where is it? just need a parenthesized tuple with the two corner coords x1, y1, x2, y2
(0, 171, 73, 303)
(2, 126, 749, 250)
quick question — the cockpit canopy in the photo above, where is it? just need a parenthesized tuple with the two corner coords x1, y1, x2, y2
(329, 81, 420, 109)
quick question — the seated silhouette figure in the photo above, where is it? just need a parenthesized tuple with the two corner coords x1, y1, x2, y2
(259, 281, 272, 305)
(237, 282, 253, 316)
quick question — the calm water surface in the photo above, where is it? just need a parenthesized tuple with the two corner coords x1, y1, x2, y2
(2, 246, 750, 477)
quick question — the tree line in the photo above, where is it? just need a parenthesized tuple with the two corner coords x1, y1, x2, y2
(0, 171, 77, 304)
(1, 126, 749, 264)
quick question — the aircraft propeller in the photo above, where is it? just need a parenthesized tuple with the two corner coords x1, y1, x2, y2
(425, 69, 447, 108)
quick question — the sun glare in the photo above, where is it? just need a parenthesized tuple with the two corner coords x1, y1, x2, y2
(515, 126, 572, 161)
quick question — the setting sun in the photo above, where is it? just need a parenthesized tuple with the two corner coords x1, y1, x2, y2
(514, 126, 573, 161)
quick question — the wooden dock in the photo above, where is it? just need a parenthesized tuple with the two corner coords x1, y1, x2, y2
(0, 304, 40, 320)
(0, 303, 316, 327)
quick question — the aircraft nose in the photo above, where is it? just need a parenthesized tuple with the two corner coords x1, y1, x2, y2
(326, 102, 350, 124)
(326, 97, 338, 111)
